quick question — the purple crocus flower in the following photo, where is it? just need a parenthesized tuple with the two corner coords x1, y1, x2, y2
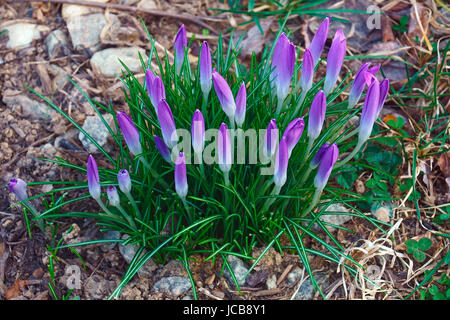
(309, 17, 330, 66)
(117, 169, 131, 194)
(307, 90, 326, 141)
(174, 24, 187, 74)
(310, 142, 331, 169)
(174, 152, 188, 198)
(271, 33, 295, 103)
(301, 48, 314, 93)
(145, 69, 156, 100)
(150, 76, 166, 109)
(191, 109, 205, 155)
(8, 178, 28, 201)
(348, 63, 380, 109)
(107, 185, 120, 207)
(358, 75, 380, 144)
(264, 119, 278, 159)
(323, 29, 346, 96)
(87, 154, 101, 200)
(157, 99, 178, 149)
(377, 78, 389, 117)
(314, 143, 339, 191)
(117, 111, 142, 156)
(218, 122, 232, 173)
(212, 70, 236, 121)
(199, 41, 212, 99)
(154, 135, 171, 162)
(235, 82, 246, 127)
(274, 136, 289, 189)
(282, 117, 305, 158)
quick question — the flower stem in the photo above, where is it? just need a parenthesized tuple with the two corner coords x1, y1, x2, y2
(304, 187, 322, 216)
(116, 204, 137, 230)
(334, 139, 364, 169)
(125, 191, 142, 220)
(140, 157, 169, 189)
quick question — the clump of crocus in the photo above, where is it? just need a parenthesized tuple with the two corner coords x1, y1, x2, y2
(212, 70, 236, 128)
(199, 41, 212, 102)
(323, 29, 346, 96)
(174, 24, 187, 75)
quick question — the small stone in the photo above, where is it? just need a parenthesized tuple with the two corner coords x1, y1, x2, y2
(286, 267, 303, 286)
(266, 274, 277, 290)
(137, 0, 157, 10)
(90, 47, 147, 77)
(0, 23, 50, 49)
(153, 276, 192, 297)
(293, 273, 329, 300)
(32, 267, 44, 279)
(54, 128, 81, 151)
(313, 204, 352, 231)
(371, 202, 392, 223)
(61, 0, 108, 21)
(78, 114, 114, 153)
(101, 230, 120, 252)
(182, 295, 193, 300)
(45, 30, 68, 57)
(118, 236, 157, 278)
(2, 94, 57, 122)
(49, 64, 69, 90)
(41, 143, 57, 157)
(223, 255, 249, 286)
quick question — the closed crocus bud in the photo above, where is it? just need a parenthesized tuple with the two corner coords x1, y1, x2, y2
(8, 178, 28, 201)
(157, 99, 178, 149)
(174, 152, 188, 199)
(300, 48, 314, 93)
(117, 169, 132, 194)
(145, 68, 156, 103)
(218, 122, 232, 173)
(358, 75, 380, 144)
(117, 111, 142, 156)
(309, 17, 330, 66)
(271, 33, 295, 103)
(314, 143, 339, 191)
(154, 135, 171, 162)
(150, 76, 166, 110)
(264, 119, 278, 158)
(107, 185, 120, 207)
(310, 142, 331, 169)
(323, 29, 346, 96)
(235, 82, 246, 127)
(87, 154, 101, 200)
(348, 63, 380, 109)
(308, 90, 326, 141)
(191, 109, 205, 155)
(174, 24, 187, 74)
(377, 79, 389, 117)
(274, 136, 289, 189)
(212, 70, 236, 121)
(199, 41, 212, 99)
(282, 117, 305, 158)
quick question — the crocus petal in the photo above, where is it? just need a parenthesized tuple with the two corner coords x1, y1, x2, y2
(235, 82, 247, 127)
(212, 71, 236, 119)
(150, 76, 166, 110)
(323, 29, 346, 96)
(314, 143, 339, 191)
(145, 69, 156, 105)
(199, 41, 212, 99)
(107, 185, 120, 207)
(368, 64, 380, 75)
(348, 63, 370, 109)
(8, 178, 28, 201)
(282, 117, 305, 158)
(117, 169, 131, 194)
(157, 99, 178, 149)
(301, 48, 314, 93)
(308, 90, 326, 141)
(310, 142, 331, 169)
(87, 154, 101, 200)
(377, 79, 389, 117)
(154, 135, 171, 162)
(218, 122, 232, 173)
(191, 109, 205, 155)
(309, 17, 330, 66)
(117, 111, 142, 156)
(358, 76, 380, 143)
(264, 119, 278, 159)
(174, 152, 188, 198)
(271, 33, 295, 102)
(174, 24, 187, 74)
(274, 136, 289, 189)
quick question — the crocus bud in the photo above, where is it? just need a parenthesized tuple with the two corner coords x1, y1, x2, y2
(154, 135, 171, 162)
(218, 122, 232, 173)
(87, 155, 101, 200)
(301, 48, 314, 94)
(264, 119, 278, 158)
(174, 24, 187, 74)
(274, 136, 289, 189)
(212, 70, 236, 121)
(235, 82, 246, 127)
(150, 76, 166, 110)
(314, 143, 339, 191)
(271, 33, 295, 103)
(282, 117, 305, 158)
(348, 63, 380, 109)
(377, 79, 389, 117)
(307, 90, 326, 141)
(117, 169, 131, 194)
(323, 29, 346, 96)
(117, 111, 142, 156)
(199, 41, 212, 99)
(145, 68, 156, 102)
(309, 17, 330, 66)
(358, 75, 380, 144)
(174, 152, 188, 198)
(157, 99, 178, 149)
(310, 142, 331, 169)
(8, 178, 28, 201)
(107, 185, 120, 207)
(191, 109, 205, 155)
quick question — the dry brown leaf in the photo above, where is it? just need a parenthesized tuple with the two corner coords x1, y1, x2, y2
(437, 152, 450, 177)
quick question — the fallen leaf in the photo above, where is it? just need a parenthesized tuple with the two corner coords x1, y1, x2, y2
(437, 152, 450, 177)
(5, 280, 27, 300)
